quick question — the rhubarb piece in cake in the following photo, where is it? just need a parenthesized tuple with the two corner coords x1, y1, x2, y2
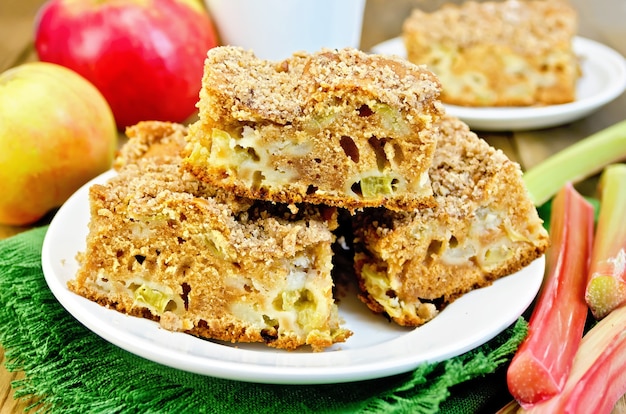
(403, 0, 579, 106)
(69, 121, 351, 351)
(183, 46, 444, 212)
(352, 116, 550, 326)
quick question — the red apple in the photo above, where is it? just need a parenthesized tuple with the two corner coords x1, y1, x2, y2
(34, 0, 219, 129)
(0, 62, 117, 226)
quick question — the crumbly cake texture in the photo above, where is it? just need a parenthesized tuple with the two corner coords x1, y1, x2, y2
(69, 121, 351, 352)
(352, 116, 550, 326)
(183, 46, 445, 212)
(403, 0, 579, 107)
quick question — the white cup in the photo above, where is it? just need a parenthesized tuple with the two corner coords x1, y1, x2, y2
(205, 0, 366, 61)
(571, 0, 626, 58)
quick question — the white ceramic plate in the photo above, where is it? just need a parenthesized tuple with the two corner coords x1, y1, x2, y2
(371, 36, 626, 131)
(42, 170, 545, 385)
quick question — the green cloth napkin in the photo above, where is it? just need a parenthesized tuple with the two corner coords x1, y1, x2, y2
(0, 227, 526, 413)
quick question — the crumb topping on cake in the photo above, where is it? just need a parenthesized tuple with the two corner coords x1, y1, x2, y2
(403, 0, 577, 55)
(201, 46, 443, 125)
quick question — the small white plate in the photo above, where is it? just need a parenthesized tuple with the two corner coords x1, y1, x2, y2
(42, 170, 545, 385)
(371, 36, 626, 131)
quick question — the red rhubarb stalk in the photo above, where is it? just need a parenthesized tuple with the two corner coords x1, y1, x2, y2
(506, 183, 594, 408)
(524, 305, 626, 414)
(585, 164, 626, 319)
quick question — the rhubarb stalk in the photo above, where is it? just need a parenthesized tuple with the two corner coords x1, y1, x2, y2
(585, 164, 626, 319)
(506, 183, 594, 407)
(524, 305, 626, 414)
(523, 120, 626, 206)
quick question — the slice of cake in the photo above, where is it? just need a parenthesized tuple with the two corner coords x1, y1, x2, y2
(352, 116, 550, 326)
(183, 46, 444, 212)
(69, 121, 351, 352)
(403, 0, 579, 106)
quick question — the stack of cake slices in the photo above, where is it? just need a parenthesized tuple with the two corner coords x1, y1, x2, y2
(70, 47, 549, 352)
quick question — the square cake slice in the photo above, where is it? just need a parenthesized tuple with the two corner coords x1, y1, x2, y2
(69, 121, 351, 351)
(352, 116, 550, 326)
(183, 46, 444, 212)
(403, 0, 579, 106)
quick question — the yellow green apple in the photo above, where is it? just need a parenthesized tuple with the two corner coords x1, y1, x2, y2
(0, 62, 117, 226)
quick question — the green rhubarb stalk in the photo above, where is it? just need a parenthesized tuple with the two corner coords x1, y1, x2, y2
(585, 164, 626, 319)
(524, 305, 626, 414)
(523, 120, 626, 207)
(506, 183, 594, 408)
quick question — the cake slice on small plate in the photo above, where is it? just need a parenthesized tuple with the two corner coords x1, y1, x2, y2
(183, 46, 444, 212)
(403, 0, 579, 106)
(69, 121, 351, 352)
(353, 116, 550, 326)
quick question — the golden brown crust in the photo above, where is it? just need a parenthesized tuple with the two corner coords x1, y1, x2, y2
(113, 121, 188, 169)
(353, 116, 550, 326)
(183, 46, 444, 212)
(403, 0, 579, 106)
(70, 121, 351, 352)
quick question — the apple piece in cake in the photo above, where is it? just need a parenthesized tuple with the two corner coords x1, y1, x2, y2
(69, 121, 351, 352)
(352, 116, 550, 326)
(183, 46, 444, 212)
(403, 0, 579, 106)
